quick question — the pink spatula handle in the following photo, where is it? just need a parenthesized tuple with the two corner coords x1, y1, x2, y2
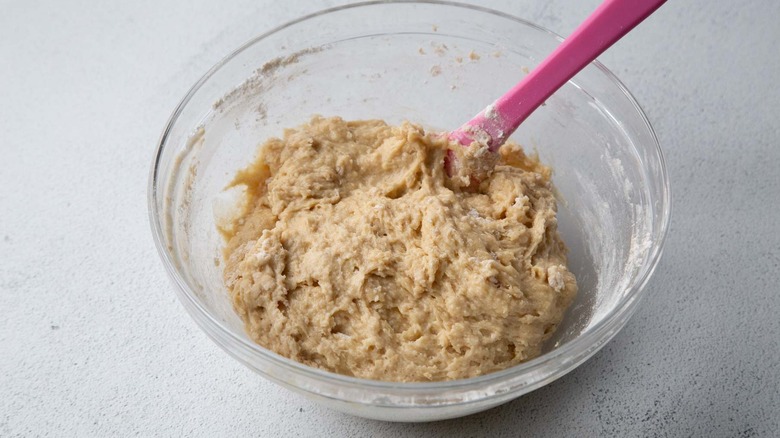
(451, 0, 666, 151)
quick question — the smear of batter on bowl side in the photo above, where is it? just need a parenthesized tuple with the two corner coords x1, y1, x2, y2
(220, 116, 577, 382)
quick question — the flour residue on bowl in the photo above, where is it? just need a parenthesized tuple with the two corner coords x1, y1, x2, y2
(212, 46, 325, 114)
(164, 125, 205, 257)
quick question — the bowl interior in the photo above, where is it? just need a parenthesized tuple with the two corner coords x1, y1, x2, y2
(153, 2, 666, 389)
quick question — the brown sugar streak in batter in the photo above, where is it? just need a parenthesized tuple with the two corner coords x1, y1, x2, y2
(221, 116, 577, 382)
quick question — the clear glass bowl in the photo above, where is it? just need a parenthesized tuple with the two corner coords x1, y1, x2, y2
(148, 1, 670, 422)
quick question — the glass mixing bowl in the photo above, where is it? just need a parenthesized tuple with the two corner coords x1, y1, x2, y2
(148, 1, 670, 422)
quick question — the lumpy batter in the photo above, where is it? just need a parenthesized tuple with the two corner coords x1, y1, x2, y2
(222, 116, 577, 381)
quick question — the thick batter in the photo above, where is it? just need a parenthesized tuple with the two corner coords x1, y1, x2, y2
(222, 116, 577, 382)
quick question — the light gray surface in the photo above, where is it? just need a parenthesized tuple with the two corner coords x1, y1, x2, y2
(1, 0, 778, 436)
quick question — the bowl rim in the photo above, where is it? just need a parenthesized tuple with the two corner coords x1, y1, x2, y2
(148, 0, 671, 403)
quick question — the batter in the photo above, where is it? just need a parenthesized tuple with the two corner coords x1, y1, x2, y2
(221, 116, 577, 382)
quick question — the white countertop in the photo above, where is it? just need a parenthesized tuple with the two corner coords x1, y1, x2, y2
(2, 0, 778, 436)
